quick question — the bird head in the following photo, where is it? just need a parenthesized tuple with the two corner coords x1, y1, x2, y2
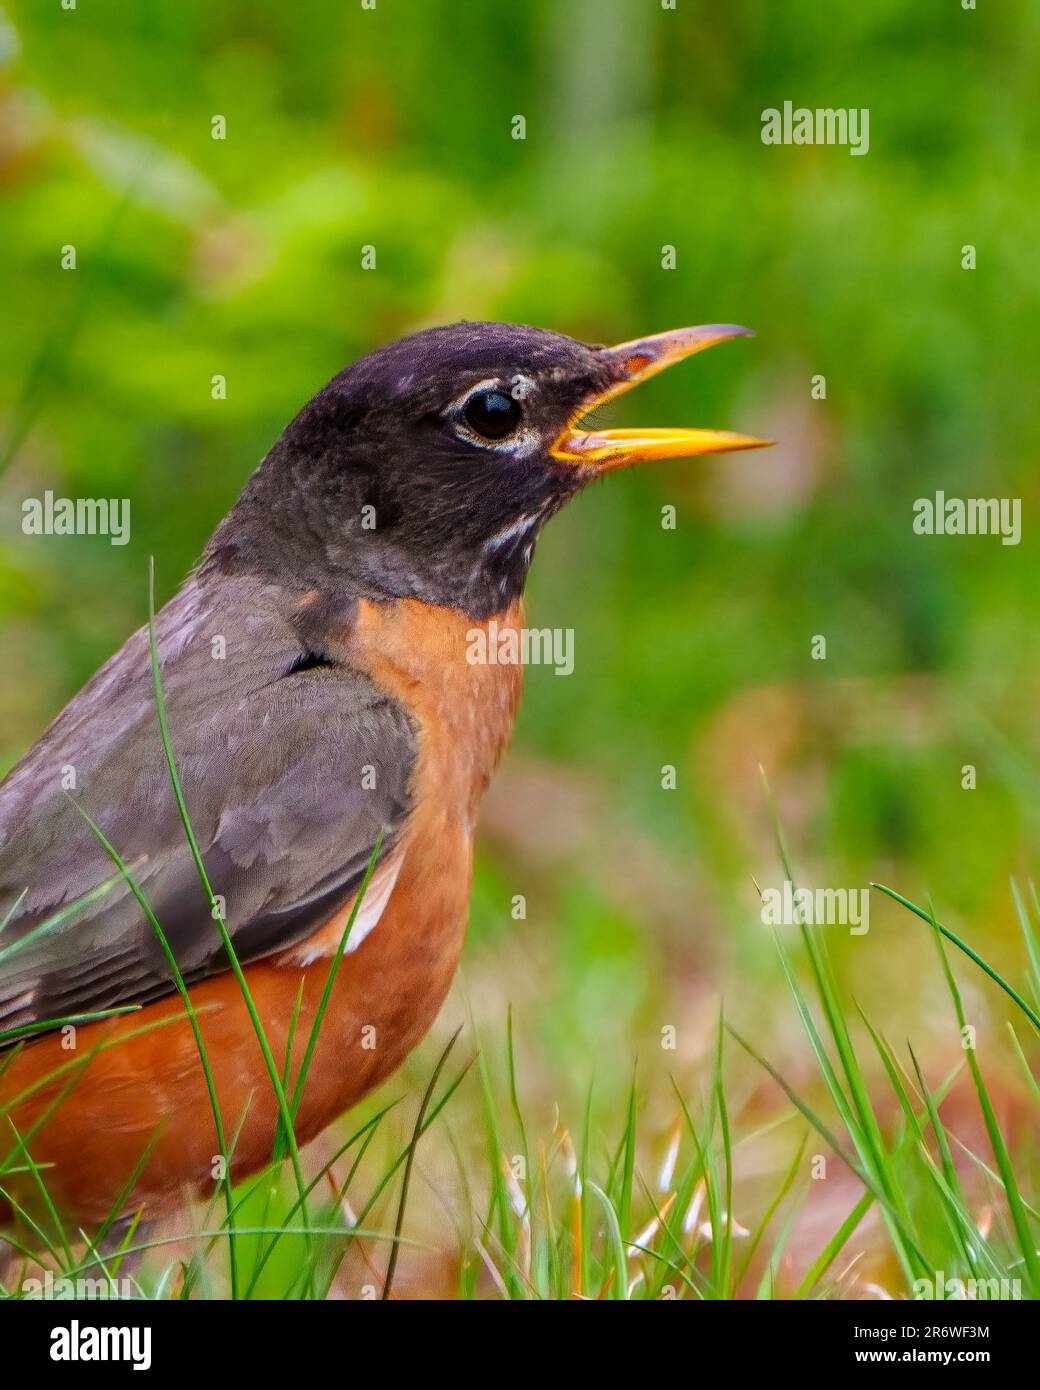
(211, 321, 770, 617)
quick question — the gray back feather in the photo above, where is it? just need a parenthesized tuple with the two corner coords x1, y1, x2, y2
(0, 575, 416, 1039)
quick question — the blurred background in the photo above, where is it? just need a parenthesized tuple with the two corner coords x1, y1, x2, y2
(1, 0, 1038, 1295)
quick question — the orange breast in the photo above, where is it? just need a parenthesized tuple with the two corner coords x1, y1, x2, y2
(0, 598, 523, 1228)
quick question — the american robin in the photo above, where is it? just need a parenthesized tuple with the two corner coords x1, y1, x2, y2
(0, 321, 766, 1234)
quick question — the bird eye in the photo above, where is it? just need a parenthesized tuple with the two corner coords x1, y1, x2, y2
(461, 388, 522, 442)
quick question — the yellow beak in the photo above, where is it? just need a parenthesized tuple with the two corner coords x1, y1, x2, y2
(551, 324, 771, 469)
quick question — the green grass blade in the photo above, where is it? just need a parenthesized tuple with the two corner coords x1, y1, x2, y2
(587, 1181, 628, 1299)
(288, 833, 383, 1128)
(874, 883, 1040, 1034)
(147, 557, 308, 1242)
(64, 792, 239, 1298)
(795, 1190, 873, 1299)
(926, 909, 1040, 1293)
(381, 1026, 461, 1299)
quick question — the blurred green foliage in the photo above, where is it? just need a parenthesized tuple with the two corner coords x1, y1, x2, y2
(1, 0, 1039, 1118)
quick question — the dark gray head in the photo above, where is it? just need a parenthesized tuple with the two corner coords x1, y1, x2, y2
(203, 319, 767, 618)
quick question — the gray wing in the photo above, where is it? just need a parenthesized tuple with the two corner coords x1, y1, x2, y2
(0, 576, 416, 1039)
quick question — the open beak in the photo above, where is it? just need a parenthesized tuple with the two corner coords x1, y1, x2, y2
(551, 324, 772, 470)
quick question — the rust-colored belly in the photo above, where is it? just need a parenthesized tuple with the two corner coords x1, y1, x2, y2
(0, 598, 522, 1227)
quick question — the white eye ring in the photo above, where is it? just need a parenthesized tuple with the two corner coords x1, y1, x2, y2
(452, 380, 527, 448)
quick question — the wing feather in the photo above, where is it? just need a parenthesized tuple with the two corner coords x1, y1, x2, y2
(0, 577, 416, 1040)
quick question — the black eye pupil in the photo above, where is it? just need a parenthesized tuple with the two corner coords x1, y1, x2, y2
(463, 388, 522, 441)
